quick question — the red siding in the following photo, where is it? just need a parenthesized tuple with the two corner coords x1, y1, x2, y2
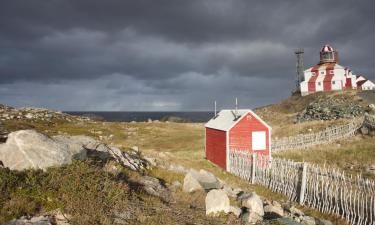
(323, 65, 334, 91)
(205, 128, 227, 169)
(345, 78, 352, 88)
(308, 65, 320, 92)
(229, 112, 270, 156)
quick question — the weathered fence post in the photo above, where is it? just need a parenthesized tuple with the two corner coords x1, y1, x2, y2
(299, 163, 307, 205)
(251, 154, 256, 184)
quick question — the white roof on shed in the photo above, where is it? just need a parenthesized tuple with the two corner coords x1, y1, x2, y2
(205, 109, 270, 131)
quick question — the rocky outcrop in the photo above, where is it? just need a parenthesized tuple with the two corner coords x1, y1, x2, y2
(183, 172, 204, 193)
(182, 169, 222, 193)
(3, 216, 53, 225)
(0, 130, 149, 171)
(205, 189, 230, 215)
(0, 130, 76, 170)
(240, 192, 264, 224)
(296, 97, 366, 122)
(136, 176, 171, 202)
(0, 104, 90, 123)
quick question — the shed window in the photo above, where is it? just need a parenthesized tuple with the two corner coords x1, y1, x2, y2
(252, 131, 266, 151)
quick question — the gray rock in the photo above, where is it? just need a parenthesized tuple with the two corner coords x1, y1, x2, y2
(241, 192, 264, 217)
(301, 216, 316, 225)
(289, 206, 304, 217)
(222, 184, 241, 198)
(275, 217, 303, 225)
(169, 180, 182, 191)
(53, 135, 92, 160)
(264, 204, 284, 218)
(183, 169, 221, 192)
(137, 176, 170, 202)
(0, 130, 72, 170)
(205, 189, 230, 216)
(316, 219, 333, 225)
(192, 169, 222, 190)
(241, 211, 263, 224)
(360, 126, 369, 135)
(182, 172, 204, 193)
(229, 206, 242, 217)
(4, 216, 52, 225)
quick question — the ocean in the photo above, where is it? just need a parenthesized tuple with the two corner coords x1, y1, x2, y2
(65, 111, 214, 123)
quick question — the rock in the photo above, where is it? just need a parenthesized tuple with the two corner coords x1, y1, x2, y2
(205, 189, 230, 216)
(370, 131, 375, 137)
(264, 204, 284, 218)
(0, 130, 73, 170)
(53, 135, 92, 160)
(136, 176, 170, 202)
(183, 172, 204, 193)
(316, 219, 333, 225)
(360, 126, 369, 135)
(241, 211, 263, 224)
(168, 164, 188, 173)
(301, 216, 316, 225)
(241, 192, 264, 217)
(289, 206, 304, 217)
(103, 161, 120, 176)
(4, 216, 52, 225)
(276, 217, 303, 225)
(44, 209, 71, 225)
(190, 169, 222, 190)
(222, 184, 241, 198)
(169, 180, 182, 191)
(229, 206, 242, 218)
(131, 146, 139, 152)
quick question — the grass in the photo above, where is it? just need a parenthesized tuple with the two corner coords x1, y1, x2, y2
(1, 90, 372, 224)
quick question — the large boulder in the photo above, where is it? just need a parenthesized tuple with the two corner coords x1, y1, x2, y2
(241, 211, 263, 224)
(183, 172, 204, 193)
(205, 189, 230, 216)
(53, 135, 94, 160)
(185, 169, 222, 191)
(0, 130, 75, 170)
(241, 192, 264, 217)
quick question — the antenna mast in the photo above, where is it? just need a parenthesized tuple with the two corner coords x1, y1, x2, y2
(214, 101, 217, 117)
(295, 48, 304, 92)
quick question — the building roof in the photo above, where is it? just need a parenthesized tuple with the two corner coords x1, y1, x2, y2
(205, 109, 271, 131)
(357, 79, 375, 87)
(304, 63, 345, 73)
(321, 44, 334, 52)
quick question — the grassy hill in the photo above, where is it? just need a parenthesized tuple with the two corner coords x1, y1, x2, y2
(1, 91, 374, 224)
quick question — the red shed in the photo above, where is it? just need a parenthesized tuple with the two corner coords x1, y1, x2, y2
(205, 109, 271, 171)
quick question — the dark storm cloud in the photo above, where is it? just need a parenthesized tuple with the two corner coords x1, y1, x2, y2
(0, 0, 374, 110)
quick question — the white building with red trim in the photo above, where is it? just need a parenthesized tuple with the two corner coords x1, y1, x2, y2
(300, 45, 357, 96)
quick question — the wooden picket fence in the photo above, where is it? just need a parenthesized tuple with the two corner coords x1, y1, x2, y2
(272, 118, 364, 152)
(229, 151, 375, 225)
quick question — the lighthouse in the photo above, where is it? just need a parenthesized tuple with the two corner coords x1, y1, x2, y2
(299, 44, 358, 96)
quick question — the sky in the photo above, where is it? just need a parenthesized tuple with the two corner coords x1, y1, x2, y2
(0, 0, 374, 111)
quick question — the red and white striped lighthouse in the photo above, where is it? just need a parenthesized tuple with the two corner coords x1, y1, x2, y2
(300, 44, 357, 95)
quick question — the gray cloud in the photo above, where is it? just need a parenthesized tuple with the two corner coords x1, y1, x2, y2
(0, 0, 374, 110)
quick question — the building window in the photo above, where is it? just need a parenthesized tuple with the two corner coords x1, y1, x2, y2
(321, 71, 324, 75)
(330, 70, 334, 74)
(332, 81, 335, 85)
(252, 131, 266, 151)
(318, 82, 321, 86)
